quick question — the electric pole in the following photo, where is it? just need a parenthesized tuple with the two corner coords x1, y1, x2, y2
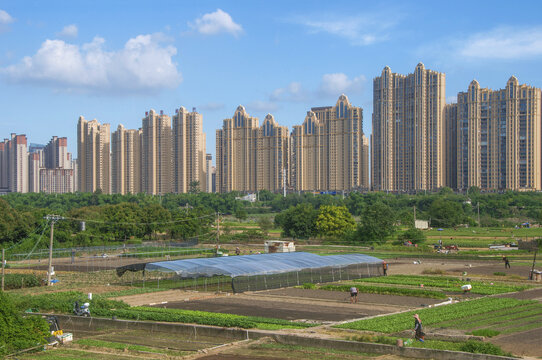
(477, 202, 480, 225)
(216, 212, 220, 246)
(45, 215, 63, 286)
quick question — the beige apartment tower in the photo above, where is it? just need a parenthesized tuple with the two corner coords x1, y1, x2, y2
(450, 77, 541, 191)
(172, 107, 207, 193)
(141, 110, 172, 195)
(372, 63, 446, 192)
(291, 95, 367, 192)
(257, 114, 289, 192)
(77, 116, 111, 193)
(112, 124, 142, 194)
(216, 106, 259, 193)
(1, 134, 29, 193)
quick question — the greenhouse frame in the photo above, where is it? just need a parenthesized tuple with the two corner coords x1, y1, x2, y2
(119, 252, 384, 293)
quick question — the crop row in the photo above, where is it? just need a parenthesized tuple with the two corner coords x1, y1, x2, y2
(8, 290, 313, 330)
(336, 297, 531, 333)
(93, 306, 313, 329)
(319, 283, 447, 299)
(437, 303, 541, 328)
(356, 275, 530, 295)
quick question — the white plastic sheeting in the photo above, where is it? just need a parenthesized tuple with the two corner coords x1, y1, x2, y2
(145, 252, 383, 278)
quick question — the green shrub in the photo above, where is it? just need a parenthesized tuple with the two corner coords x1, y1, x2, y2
(302, 283, 316, 289)
(0, 292, 49, 356)
(3, 273, 41, 290)
(469, 329, 500, 337)
(493, 272, 506, 276)
(459, 340, 508, 356)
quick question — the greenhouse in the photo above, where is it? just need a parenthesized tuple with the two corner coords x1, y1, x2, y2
(120, 252, 384, 293)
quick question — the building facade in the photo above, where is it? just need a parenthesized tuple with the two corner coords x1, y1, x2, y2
(450, 77, 541, 191)
(205, 154, 213, 193)
(257, 114, 289, 192)
(39, 168, 74, 193)
(372, 63, 446, 192)
(4, 134, 29, 193)
(291, 95, 366, 192)
(172, 107, 207, 193)
(141, 110, 172, 195)
(77, 116, 111, 193)
(216, 106, 259, 193)
(112, 125, 142, 194)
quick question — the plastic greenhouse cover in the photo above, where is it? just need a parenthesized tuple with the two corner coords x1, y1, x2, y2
(145, 252, 383, 278)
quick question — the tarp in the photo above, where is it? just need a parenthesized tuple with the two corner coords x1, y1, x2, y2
(144, 252, 382, 278)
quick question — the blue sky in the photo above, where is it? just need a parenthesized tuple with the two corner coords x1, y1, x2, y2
(1, 0, 542, 159)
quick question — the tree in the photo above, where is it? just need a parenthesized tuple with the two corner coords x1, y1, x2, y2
(189, 181, 200, 194)
(429, 199, 464, 228)
(257, 216, 274, 236)
(274, 203, 317, 239)
(315, 205, 356, 238)
(355, 201, 396, 244)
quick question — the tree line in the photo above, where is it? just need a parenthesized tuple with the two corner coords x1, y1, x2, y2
(2, 187, 542, 250)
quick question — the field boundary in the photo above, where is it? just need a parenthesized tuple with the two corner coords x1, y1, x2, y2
(49, 314, 516, 360)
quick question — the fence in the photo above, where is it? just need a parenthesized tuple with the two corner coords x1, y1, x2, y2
(232, 262, 383, 293)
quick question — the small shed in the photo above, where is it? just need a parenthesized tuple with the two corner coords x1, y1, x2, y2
(415, 220, 429, 230)
(264, 240, 295, 253)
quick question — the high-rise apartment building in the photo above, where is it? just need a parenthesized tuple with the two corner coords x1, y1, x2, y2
(112, 124, 142, 194)
(77, 116, 111, 193)
(172, 107, 207, 193)
(291, 95, 366, 192)
(444, 103, 458, 190)
(0, 139, 8, 191)
(39, 168, 75, 193)
(205, 154, 213, 193)
(449, 77, 541, 191)
(257, 114, 289, 192)
(361, 134, 370, 190)
(28, 152, 40, 192)
(141, 110, 172, 195)
(44, 136, 69, 169)
(216, 106, 259, 193)
(372, 63, 446, 192)
(5, 134, 29, 193)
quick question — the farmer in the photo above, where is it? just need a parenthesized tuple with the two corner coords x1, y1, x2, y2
(235, 247, 241, 256)
(349, 286, 358, 303)
(413, 314, 425, 342)
(382, 261, 388, 276)
(502, 255, 510, 269)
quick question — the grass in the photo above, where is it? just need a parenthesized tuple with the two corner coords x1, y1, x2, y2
(75, 339, 188, 356)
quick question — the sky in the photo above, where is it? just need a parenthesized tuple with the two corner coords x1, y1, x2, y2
(1, 0, 542, 160)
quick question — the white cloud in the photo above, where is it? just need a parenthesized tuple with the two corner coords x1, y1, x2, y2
(269, 81, 306, 102)
(291, 12, 399, 46)
(1, 33, 182, 94)
(457, 26, 542, 59)
(247, 100, 279, 113)
(318, 73, 366, 97)
(0, 10, 14, 25)
(57, 24, 78, 38)
(189, 9, 242, 37)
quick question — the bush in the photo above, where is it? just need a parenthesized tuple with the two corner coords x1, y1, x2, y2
(459, 340, 508, 356)
(469, 329, 500, 337)
(0, 292, 49, 356)
(302, 283, 316, 289)
(398, 228, 426, 244)
(3, 273, 41, 290)
(493, 272, 506, 276)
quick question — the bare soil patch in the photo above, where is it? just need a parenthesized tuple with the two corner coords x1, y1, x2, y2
(492, 327, 542, 357)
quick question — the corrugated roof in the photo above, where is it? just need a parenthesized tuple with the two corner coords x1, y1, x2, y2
(145, 252, 382, 278)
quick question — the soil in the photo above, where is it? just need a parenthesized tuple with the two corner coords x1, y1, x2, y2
(492, 327, 542, 357)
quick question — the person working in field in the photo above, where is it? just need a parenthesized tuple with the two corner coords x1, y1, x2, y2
(349, 286, 358, 303)
(502, 255, 510, 269)
(413, 314, 425, 342)
(382, 261, 388, 276)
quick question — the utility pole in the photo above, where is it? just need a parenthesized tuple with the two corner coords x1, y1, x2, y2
(216, 212, 220, 246)
(2, 248, 5, 292)
(44, 215, 63, 286)
(477, 202, 480, 225)
(413, 206, 417, 222)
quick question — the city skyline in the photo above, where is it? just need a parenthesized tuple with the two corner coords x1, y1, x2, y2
(2, 1, 542, 159)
